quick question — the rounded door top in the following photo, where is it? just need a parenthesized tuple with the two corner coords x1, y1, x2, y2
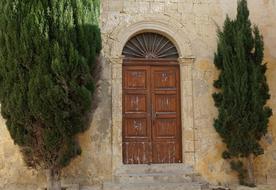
(122, 32, 179, 59)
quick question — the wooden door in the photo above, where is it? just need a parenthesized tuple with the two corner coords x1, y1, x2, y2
(151, 66, 182, 163)
(123, 64, 182, 164)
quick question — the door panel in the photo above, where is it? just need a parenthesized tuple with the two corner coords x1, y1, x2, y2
(123, 64, 182, 164)
(124, 70, 147, 89)
(124, 94, 147, 112)
(152, 142, 181, 164)
(123, 142, 152, 164)
(151, 66, 182, 163)
(152, 70, 177, 89)
(123, 66, 151, 164)
(154, 94, 177, 113)
(153, 119, 177, 138)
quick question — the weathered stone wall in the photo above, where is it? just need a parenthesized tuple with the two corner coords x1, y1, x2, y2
(0, 56, 113, 190)
(101, 0, 276, 186)
(0, 0, 276, 189)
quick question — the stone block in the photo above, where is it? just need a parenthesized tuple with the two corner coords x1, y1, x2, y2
(184, 140, 195, 152)
(182, 81, 193, 96)
(150, 2, 165, 13)
(180, 65, 192, 81)
(65, 184, 80, 190)
(108, 0, 123, 12)
(184, 152, 195, 165)
(139, 2, 150, 13)
(2, 141, 17, 160)
(112, 65, 122, 80)
(165, 2, 178, 13)
(235, 185, 276, 190)
(0, 154, 4, 170)
(80, 185, 101, 190)
(183, 129, 194, 141)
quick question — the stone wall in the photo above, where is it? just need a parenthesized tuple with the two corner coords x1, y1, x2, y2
(100, 0, 276, 186)
(0, 0, 276, 189)
(0, 56, 113, 190)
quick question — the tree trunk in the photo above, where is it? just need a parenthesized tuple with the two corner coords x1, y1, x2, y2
(247, 154, 256, 186)
(46, 169, 61, 190)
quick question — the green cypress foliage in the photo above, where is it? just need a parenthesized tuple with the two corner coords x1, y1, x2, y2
(0, 0, 101, 174)
(213, 0, 272, 186)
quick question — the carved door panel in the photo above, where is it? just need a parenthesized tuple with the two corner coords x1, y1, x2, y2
(123, 66, 152, 164)
(123, 64, 182, 164)
(151, 66, 182, 163)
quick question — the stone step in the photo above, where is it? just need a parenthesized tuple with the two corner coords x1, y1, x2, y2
(114, 164, 204, 184)
(114, 172, 194, 183)
(107, 164, 209, 190)
(115, 164, 195, 175)
(103, 182, 204, 190)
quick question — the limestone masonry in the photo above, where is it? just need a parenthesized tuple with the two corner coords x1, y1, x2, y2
(0, 0, 276, 189)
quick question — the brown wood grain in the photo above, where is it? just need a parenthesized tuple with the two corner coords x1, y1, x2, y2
(123, 60, 182, 164)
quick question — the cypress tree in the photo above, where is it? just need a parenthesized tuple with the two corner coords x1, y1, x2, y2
(213, 0, 272, 186)
(0, 1, 101, 189)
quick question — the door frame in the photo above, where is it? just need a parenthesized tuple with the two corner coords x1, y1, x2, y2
(110, 56, 195, 174)
(122, 59, 183, 164)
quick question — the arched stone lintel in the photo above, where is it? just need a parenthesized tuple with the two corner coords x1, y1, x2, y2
(110, 19, 195, 59)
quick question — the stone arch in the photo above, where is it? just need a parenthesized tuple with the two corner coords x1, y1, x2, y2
(109, 18, 196, 173)
(109, 19, 195, 59)
(122, 32, 179, 59)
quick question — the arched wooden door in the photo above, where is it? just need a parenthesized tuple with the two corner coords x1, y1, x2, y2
(122, 33, 182, 164)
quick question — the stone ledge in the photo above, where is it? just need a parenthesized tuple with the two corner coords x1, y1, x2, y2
(234, 185, 276, 190)
(38, 184, 79, 190)
(80, 185, 102, 190)
(210, 185, 276, 190)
